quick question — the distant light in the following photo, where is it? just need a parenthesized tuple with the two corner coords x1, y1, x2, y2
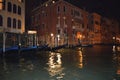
(51, 33, 54, 37)
(28, 30, 37, 34)
(113, 37, 115, 39)
(57, 35, 60, 38)
(45, 4, 48, 7)
(52, 1, 55, 3)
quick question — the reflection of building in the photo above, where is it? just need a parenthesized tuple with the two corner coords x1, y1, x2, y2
(0, 0, 25, 47)
(31, 0, 119, 46)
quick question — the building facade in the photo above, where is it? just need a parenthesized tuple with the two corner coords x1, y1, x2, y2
(0, 0, 25, 33)
(0, 0, 25, 47)
(31, 0, 119, 46)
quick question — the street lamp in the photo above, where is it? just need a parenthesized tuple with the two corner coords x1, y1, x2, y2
(50, 33, 54, 47)
(113, 36, 116, 45)
(51, 33, 54, 37)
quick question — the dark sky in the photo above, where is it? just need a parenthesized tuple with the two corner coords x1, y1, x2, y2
(26, 0, 120, 27)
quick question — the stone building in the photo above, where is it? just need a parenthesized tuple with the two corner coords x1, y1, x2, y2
(31, 0, 119, 46)
(0, 0, 25, 47)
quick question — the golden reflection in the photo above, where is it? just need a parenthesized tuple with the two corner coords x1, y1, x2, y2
(117, 46, 120, 52)
(78, 50, 83, 68)
(46, 52, 65, 79)
(112, 45, 116, 53)
(112, 45, 120, 52)
(116, 55, 120, 75)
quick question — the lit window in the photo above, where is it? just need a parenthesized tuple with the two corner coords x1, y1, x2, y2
(0, 15, 3, 26)
(0, 0, 5, 10)
(7, 17, 11, 27)
(0, 0, 3, 10)
(13, 18, 16, 28)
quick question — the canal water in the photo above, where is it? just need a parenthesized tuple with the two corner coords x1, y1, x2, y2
(0, 45, 120, 80)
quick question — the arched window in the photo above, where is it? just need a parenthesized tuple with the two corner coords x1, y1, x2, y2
(18, 20, 21, 29)
(0, 15, 3, 26)
(8, 2, 12, 12)
(13, 4, 17, 13)
(13, 18, 16, 28)
(18, 6, 21, 15)
(7, 17, 11, 27)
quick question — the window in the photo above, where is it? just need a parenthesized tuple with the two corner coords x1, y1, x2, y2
(7, 17, 11, 27)
(8, 2, 12, 12)
(13, 4, 17, 13)
(82, 24, 84, 28)
(57, 29, 60, 34)
(57, 6, 60, 13)
(0, 15, 3, 26)
(18, 6, 21, 15)
(18, 20, 21, 29)
(63, 6, 66, 12)
(0, 0, 5, 10)
(74, 10, 80, 17)
(0, 0, 3, 10)
(13, 18, 16, 28)
(95, 21, 100, 25)
(71, 9, 74, 15)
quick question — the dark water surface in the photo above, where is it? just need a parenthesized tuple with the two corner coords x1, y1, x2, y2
(0, 45, 120, 80)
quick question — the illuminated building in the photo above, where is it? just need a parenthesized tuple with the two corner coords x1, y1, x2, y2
(31, 0, 119, 46)
(31, 0, 89, 46)
(88, 13, 102, 44)
(101, 18, 119, 44)
(0, 0, 25, 33)
(0, 0, 25, 46)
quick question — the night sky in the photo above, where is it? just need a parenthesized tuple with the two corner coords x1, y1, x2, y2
(26, 0, 120, 27)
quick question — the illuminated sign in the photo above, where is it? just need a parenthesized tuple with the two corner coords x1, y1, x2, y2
(28, 30, 37, 34)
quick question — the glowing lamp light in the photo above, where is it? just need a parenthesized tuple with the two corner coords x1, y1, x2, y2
(113, 37, 115, 40)
(51, 33, 54, 37)
(57, 35, 60, 38)
(52, 1, 55, 3)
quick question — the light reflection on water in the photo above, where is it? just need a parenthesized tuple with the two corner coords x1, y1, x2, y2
(45, 52, 65, 79)
(78, 50, 83, 69)
(0, 45, 120, 80)
(112, 45, 120, 77)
